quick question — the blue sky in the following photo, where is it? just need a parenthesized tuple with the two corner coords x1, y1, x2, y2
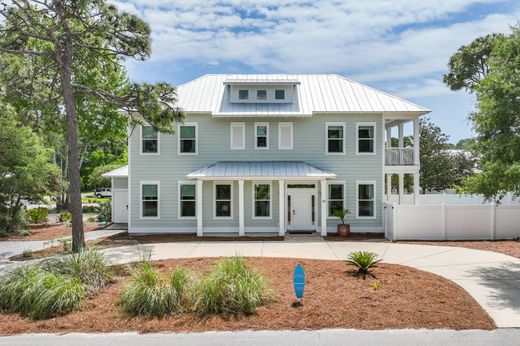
(114, 0, 520, 143)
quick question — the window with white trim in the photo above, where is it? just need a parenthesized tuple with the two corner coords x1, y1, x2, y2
(275, 89, 285, 100)
(278, 122, 293, 150)
(230, 122, 245, 150)
(257, 90, 267, 100)
(358, 182, 375, 218)
(358, 123, 375, 154)
(327, 123, 345, 154)
(142, 183, 158, 217)
(253, 183, 271, 218)
(239, 90, 249, 100)
(215, 183, 232, 218)
(179, 183, 196, 218)
(141, 126, 158, 154)
(255, 123, 269, 149)
(328, 184, 344, 217)
(179, 124, 197, 154)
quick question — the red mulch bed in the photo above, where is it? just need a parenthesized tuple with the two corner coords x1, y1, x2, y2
(0, 257, 495, 334)
(102, 233, 285, 243)
(400, 240, 520, 259)
(325, 233, 386, 241)
(0, 222, 101, 241)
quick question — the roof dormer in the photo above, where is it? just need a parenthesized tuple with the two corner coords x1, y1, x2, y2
(224, 78, 299, 104)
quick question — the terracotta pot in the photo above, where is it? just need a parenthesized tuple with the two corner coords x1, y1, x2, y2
(337, 224, 350, 237)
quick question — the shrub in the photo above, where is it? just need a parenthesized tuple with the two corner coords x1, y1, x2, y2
(193, 256, 270, 316)
(82, 205, 100, 214)
(26, 207, 49, 224)
(56, 237, 71, 252)
(22, 250, 33, 258)
(0, 207, 26, 232)
(345, 251, 381, 279)
(87, 216, 97, 223)
(18, 229, 32, 238)
(97, 201, 111, 223)
(59, 212, 72, 223)
(0, 229, 7, 238)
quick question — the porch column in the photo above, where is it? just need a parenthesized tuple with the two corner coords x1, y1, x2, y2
(386, 173, 392, 201)
(278, 180, 285, 236)
(398, 123, 404, 165)
(398, 173, 404, 204)
(413, 118, 420, 165)
(238, 180, 245, 236)
(386, 127, 392, 148)
(320, 179, 327, 236)
(413, 173, 420, 205)
(196, 179, 203, 236)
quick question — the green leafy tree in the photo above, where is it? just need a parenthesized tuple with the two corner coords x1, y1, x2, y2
(0, 1, 184, 251)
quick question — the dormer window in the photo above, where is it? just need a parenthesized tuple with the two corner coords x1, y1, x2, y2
(257, 90, 267, 100)
(239, 90, 249, 100)
(275, 89, 285, 100)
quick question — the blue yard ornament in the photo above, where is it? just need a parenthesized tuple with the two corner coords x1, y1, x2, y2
(293, 263, 305, 300)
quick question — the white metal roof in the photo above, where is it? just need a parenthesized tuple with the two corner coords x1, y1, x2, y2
(187, 161, 336, 179)
(176, 74, 430, 117)
(102, 165, 128, 178)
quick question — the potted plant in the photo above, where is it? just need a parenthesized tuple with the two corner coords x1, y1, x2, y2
(333, 209, 351, 236)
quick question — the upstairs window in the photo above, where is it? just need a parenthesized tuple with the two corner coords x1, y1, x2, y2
(179, 183, 196, 218)
(239, 89, 249, 100)
(253, 183, 271, 218)
(357, 182, 375, 218)
(257, 90, 267, 100)
(215, 183, 233, 219)
(328, 183, 344, 217)
(275, 89, 285, 100)
(358, 123, 375, 154)
(179, 124, 197, 154)
(141, 183, 159, 218)
(255, 123, 269, 150)
(326, 123, 345, 154)
(230, 122, 245, 150)
(141, 126, 158, 154)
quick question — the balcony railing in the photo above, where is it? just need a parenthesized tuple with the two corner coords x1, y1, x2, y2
(385, 147, 415, 165)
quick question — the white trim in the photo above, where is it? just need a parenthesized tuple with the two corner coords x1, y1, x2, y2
(238, 180, 245, 236)
(356, 122, 376, 155)
(278, 122, 293, 150)
(178, 181, 197, 220)
(128, 121, 132, 231)
(327, 180, 347, 219)
(191, 175, 334, 181)
(196, 180, 203, 236)
(356, 180, 376, 219)
(325, 122, 346, 155)
(140, 181, 160, 219)
(178, 122, 198, 155)
(128, 226, 280, 234)
(213, 181, 234, 220)
(252, 181, 272, 219)
(230, 122, 246, 150)
(140, 125, 160, 155)
(254, 122, 269, 150)
(279, 180, 285, 236)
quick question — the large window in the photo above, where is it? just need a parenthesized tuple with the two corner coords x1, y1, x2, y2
(179, 183, 196, 218)
(327, 123, 345, 154)
(357, 182, 375, 218)
(328, 183, 344, 217)
(215, 183, 232, 218)
(141, 126, 158, 154)
(141, 183, 159, 218)
(179, 124, 197, 154)
(357, 123, 375, 154)
(253, 183, 271, 218)
(255, 123, 269, 149)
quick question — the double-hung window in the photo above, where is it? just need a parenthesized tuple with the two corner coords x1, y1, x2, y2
(255, 123, 269, 149)
(179, 124, 197, 154)
(253, 183, 271, 218)
(357, 182, 375, 218)
(328, 183, 345, 217)
(215, 183, 232, 218)
(141, 126, 158, 154)
(179, 183, 196, 218)
(141, 183, 159, 218)
(357, 123, 375, 154)
(326, 123, 345, 154)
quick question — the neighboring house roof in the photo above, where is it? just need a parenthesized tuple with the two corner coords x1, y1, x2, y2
(187, 161, 336, 179)
(176, 74, 430, 117)
(102, 165, 128, 178)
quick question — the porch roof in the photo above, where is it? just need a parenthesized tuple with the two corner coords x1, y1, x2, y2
(102, 165, 128, 178)
(187, 161, 336, 180)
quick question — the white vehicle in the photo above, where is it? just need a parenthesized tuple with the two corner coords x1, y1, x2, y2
(94, 187, 112, 198)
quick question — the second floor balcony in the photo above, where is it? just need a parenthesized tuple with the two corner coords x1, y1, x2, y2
(385, 147, 415, 165)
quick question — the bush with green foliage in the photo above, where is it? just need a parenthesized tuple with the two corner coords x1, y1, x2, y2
(25, 207, 49, 224)
(193, 256, 271, 316)
(97, 201, 111, 222)
(0, 207, 26, 233)
(0, 229, 7, 238)
(22, 250, 33, 258)
(82, 205, 100, 214)
(17, 229, 32, 238)
(87, 216, 97, 223)
(59, 212, 72, 223)
(345, 251, 381, 280)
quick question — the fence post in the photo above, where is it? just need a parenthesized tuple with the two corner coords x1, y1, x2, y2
(392, 203, 398, 240)
(441, 203, 447, 240)
(490, 203, 496, 240)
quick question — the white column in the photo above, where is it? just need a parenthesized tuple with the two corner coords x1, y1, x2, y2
(386, 127, 392, 148)
(413, 173, 420, 205)
(398, 173, 404, 205)
(413, 118, 420, 165)
(279, 180, 285, 236)
(238, 180, 244, 236)
(320, 179, 327, 236)
(386, 173, 392, 201)
(398, 123, 404, 165)
(196, 179, 203, 236)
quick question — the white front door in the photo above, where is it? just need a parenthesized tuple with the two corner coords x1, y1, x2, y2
(113, 189, 128, 223)
(288, 189, 315, 231)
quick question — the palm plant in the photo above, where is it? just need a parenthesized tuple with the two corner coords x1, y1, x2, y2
(345, 251, 381, 279)
(333, 209, 351, 225)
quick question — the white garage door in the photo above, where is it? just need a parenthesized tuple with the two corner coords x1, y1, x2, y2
(113, 188, 128, 223)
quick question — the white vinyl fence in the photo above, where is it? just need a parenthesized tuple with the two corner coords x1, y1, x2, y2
(385, 192, 520, 206)
(384, 202, 520, 240)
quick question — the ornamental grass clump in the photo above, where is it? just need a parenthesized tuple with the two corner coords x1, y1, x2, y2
(346, 251, 381, 280)
(194, 256, 271, 316)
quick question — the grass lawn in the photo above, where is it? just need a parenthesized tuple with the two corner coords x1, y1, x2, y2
(82, 195, 110, 204)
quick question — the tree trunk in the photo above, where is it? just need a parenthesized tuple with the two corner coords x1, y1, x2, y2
(57, 36, 84, 252)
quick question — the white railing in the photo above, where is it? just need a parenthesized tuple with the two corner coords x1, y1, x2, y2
(385, 147, 414, 165)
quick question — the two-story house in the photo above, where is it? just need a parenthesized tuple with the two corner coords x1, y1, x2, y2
(103, 74, 430, 236)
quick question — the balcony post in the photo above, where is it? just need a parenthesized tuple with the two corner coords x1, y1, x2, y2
(398, 124, 404, 165)
(386, 127, 392, 148)
(413, 118, 420, 165)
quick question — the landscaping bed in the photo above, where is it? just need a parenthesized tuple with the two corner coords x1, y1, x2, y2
(0, 257, 495, 334)
(1, 222, 102, 241)
(325, 233, 386, 241)
(400, 240, 520, 259)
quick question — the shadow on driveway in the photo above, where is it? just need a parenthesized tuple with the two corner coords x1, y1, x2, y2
(470, 262, 520, 311)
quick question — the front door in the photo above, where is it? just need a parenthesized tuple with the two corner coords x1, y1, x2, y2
(288, 189, 315, 231)
(113, 189, 128, 223)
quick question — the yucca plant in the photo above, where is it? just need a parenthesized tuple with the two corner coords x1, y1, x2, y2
(345, 251, 381, 279)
